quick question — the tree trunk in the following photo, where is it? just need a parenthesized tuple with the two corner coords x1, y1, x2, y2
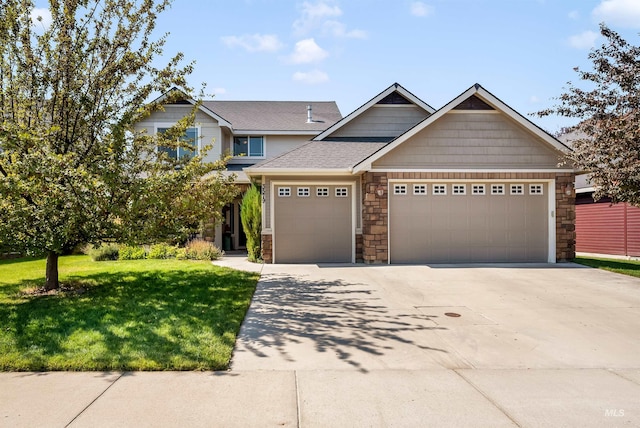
(45, 251, 59, 291)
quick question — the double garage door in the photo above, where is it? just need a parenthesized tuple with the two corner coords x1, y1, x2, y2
(273, 184, 352, 263)
(389, 182, 550, 263)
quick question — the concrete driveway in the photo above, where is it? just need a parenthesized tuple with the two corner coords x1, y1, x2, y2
(231, 262, 640, 426)
(3, 261, 640, 427)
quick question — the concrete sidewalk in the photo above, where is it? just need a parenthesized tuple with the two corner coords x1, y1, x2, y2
(2, 256, 640, 427)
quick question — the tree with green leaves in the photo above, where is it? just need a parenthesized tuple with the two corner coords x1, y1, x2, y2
(0, 0, 237, 290)
(241, 184, 261, 262)
(539, 24, 640, 205)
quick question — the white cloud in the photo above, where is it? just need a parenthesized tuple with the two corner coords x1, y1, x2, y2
(593, 0, 640, 28)
(288, 38, 329, 64)
(292, 70, 329, 84)
(568, 10, 580, 20)
(30, 7, 52, 30)
(410, 2, 433, 17)
(293, 1, 342, 34)
(212, 87, 227, 95)
(568, 30, 599, 49)
(322, 20, 367, 39)
(221, 34, 284, 53)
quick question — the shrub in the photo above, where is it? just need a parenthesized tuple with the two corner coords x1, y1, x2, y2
(119, 245, 147, 260)
(148, 243, 178, 259)
(89, 243, 119, 261)
(241, 184, 261, 262)
(185, 239, 222, 261)
(175, 248, 187, 260)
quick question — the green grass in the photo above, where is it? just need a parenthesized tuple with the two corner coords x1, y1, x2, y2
(0, 256, 259, 371)
(575, 256, 640, 279)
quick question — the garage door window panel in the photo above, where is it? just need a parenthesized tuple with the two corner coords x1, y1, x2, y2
(278, 187, 291, 197)
(336, 187, 348, 197)
(394, 184, 408, 195)
(316, 187, 329, 197)
(529, 184, 544, 195)
(413, 184, 427, 195)
(297, 187, 310, 197)
(472, 184, 486, 195)
(510, 184, 524, 195)
(491, 184, 505, 195)
(452, 184, 466, 195)
(433, 184, 447, 195)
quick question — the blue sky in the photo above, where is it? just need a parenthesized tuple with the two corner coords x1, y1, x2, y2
(33, 0, 640, 133)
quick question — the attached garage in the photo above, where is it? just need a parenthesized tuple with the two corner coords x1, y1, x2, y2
(272, 183, 354, 263)
(389, 181, 552, 263)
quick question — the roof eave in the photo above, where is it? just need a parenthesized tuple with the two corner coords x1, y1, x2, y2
(244, 167, 353, 177)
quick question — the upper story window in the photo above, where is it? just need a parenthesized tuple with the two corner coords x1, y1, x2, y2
(157, 127, 198, 160)
(233, 136, 264, 157)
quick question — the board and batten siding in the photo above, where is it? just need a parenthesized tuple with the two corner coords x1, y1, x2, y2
(134, 106, 223, 163)
(373, 112, 562, 169)
(328, 105, 430, 139)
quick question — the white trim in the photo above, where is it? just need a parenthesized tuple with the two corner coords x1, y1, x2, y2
(548, 180, 556, 263)
(152, 93, 232, 128)
(367, 168, 575, 173)
(353, 84, 572, 174)
(314, 83, 436, 141)
(154, 123, 202, 157)
(270, 180, 356, 264)
(387, 178, 551, 183)
(576, 186, 595, 194)
(245, 168, 352, 177)
(233, 130, 321, 136)
(232, 135, 266, 159)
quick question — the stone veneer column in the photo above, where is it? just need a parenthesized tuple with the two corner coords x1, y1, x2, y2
(261, 234, 273, 264)
(555, 173, 576, 261)
(361, 172, 389, 263)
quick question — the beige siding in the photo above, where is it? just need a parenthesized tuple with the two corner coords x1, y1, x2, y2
(328, 105, 430, 139)
(373, 112, 563, 169)
(135, 106, 222, 163)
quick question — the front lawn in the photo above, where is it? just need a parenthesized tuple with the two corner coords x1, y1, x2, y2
(0, 256, 259, 371)
(575, 256, 640, 279)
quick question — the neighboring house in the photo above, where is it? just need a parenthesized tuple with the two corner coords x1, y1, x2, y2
(245, 83, 576, 264)
(135, 93, 342, 250)
(559, 133, 640, 259)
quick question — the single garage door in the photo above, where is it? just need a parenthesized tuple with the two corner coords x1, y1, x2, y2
(389, 182, 549, 263)
(273, 184, 352, 263)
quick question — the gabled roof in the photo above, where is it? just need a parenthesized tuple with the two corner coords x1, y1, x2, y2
(150, 88, 232, 128)
(151, 88, 342, 134)
(244, 140, 387, 176)
(202, 101, 341, 133)
(353, 83, 571, 173)
(313, 82, 436, 141)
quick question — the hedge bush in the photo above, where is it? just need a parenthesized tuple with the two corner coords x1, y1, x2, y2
(119, 245, 147, 260)
(89, 243, 120, 261)
(148, 243, 178, 259)
(185, 239, 222, 261)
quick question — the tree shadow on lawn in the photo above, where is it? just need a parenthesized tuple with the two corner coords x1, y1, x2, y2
(235, 272, 448, 372)
(1, 267, 258, 371)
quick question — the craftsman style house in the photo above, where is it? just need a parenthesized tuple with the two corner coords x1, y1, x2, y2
(245, 83, 575, 264)
(140, 82, 576, 264)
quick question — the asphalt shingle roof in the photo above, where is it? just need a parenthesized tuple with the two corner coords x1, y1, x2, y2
(202, 101, 342, 132)
(248, 140, 388, 170)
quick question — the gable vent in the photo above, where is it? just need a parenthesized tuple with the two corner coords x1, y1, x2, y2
(453, 94, 495, 110)
(377, 92, 412, 105)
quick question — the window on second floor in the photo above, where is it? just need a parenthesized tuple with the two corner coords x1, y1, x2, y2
(157, 127, 198, 160)
(233, 136, 264, 157)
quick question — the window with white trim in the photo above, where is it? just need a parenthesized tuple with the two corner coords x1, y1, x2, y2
(157, 127, 198, 160)
(491, 184, 505, 195)
(394, 184, 407, 195)
(452, 184, 466, 195)
(297, 187, 310, 197)
(316, 187, 329, 197)
(278, 187, 291, 197)
(413, 184, 427, 195)
(510, 184, 524, 195)
(433, 184, 447, 195)
(233, 136, 264, 157)
(335, 187, 348, 197)
(472, 184, 486, 195)
(529, 184, 544, 195)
